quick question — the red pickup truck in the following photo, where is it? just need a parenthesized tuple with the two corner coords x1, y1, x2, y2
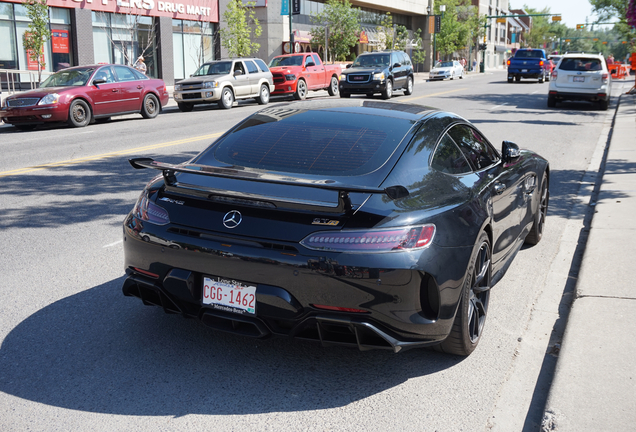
(268, 53, 341, 100)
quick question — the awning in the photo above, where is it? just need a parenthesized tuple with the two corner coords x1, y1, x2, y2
(292, 30, 312, 43)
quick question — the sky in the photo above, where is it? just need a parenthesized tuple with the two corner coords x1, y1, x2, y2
(508, 0, 599, 29)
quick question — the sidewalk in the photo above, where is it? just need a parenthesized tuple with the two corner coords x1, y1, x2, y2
(541, 90, 636, 430)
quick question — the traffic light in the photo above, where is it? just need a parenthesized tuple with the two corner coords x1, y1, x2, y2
(576, 24, 585, 30)
(479, 44, 487, 51)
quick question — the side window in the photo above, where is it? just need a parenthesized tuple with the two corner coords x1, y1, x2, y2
(114, 65, 137, 82)
(233, 61, 246, 75)
(132, 69, 148, 80)
(431, 134, 472, 174)
(448, 125, 499, 171)
(254, 58, 269, 72)
(305, 56, 313, 67)
(245, 60, 259, 74)
(312, 54, 321, 66)
(94, 67, 115, 84)
(403, 53, 412, 66)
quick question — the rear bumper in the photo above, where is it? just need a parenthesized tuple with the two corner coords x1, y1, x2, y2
(508, 68, 544, 78)
(549, 90, 609, 102)
(122, 213, 475, 351)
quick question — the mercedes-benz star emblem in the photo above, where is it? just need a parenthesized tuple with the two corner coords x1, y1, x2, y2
(223, 210, 242, 229)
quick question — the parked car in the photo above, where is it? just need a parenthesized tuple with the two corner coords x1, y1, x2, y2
(548, 52, 611, 110)
(429, 60, 465, 80)
(507, 48, 549, 83)
(339, 50, 414, 99)
(268, 53, 341, 100)
(0, 64, 169, 130)
(173, 58, 274, 111)
(122, 99, 549, 356)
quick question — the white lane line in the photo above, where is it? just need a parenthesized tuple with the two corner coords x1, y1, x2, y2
(490, 103, 507, 110)
(104, 240, 123, 248)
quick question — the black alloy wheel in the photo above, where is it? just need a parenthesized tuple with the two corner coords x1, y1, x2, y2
(67, 99, 91, 127)
(328, 76, 339, 96)
(294, 79, 308, 100)
(141, 94, 160, 119)
(525, 173, 549, 245)
(438, 231, 491, 356)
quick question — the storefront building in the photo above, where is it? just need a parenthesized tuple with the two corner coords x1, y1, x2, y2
(0, 0, 219, 87)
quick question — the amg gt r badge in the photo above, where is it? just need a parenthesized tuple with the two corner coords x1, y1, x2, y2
(223, 210, 242, 229)
(312, 218, 339, 226)
(159, 197, 185, 205)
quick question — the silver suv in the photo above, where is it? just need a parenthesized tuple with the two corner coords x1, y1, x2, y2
(548, 53, 611, 110)
(174, 58, 275, 111)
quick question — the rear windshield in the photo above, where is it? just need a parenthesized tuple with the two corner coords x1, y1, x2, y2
(559, 58, 603, 71)
(514, 50, 544, 58)
(200, 108, 415, 176)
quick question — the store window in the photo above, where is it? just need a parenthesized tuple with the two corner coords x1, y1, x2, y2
(173, 19, 215, 80)
(92, 12, 157, 77)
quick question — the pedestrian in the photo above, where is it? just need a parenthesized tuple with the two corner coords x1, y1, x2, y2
(134, 56, 147, 74)
(460, 57, 467, 71)
(607, 54, 614, 64)
(472, 59, 477, 72)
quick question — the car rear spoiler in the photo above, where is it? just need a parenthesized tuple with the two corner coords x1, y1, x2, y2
(129, 157, 409, 214)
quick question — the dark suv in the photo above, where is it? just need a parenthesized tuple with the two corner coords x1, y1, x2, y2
(339, 50, 414, 99)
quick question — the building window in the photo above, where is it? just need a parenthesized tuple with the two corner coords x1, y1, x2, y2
(92, 12, 157, 77)
(172, 19, 215, 80)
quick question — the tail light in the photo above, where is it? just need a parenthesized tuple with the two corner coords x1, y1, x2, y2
(539, 60, 544, 66)
(301, 225, 436, 253)
(507, 59, 510, 66)
(602, 73, 609, 81)
(133, 189, 170, 225)
(552, 70, 558, 80)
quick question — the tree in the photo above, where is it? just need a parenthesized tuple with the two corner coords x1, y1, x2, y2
(22, 0, 51, 82)
(410, 29, 427, 72)
(590, 0, 635, 49)
(219, 0, 262, 58)
(309, 0, 361, 62)
(434, 0, 478, 60)
(376, 13, 408, 50)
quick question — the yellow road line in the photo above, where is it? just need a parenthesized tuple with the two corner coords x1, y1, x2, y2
(401, 87, 468, 103)
(0, 132, 222, 178)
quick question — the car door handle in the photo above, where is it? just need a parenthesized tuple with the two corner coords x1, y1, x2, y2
(112, 89, 118, 92)
(137, 85, 143, 89)
(494, 183, 506, 195)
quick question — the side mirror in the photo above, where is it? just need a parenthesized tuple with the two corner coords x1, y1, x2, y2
(93, 79, 106, 85)
(233, 70, 243, 76)
(502, 141, 521, 162)
(346, 64, 352, 69)
(393, 63, 401, 68)
(306, 61, 316, 67)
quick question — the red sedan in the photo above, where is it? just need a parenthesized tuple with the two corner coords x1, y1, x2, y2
(0, 64, 169, 130)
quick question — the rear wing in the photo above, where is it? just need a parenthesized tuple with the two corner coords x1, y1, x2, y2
(129, 158, 409, 214)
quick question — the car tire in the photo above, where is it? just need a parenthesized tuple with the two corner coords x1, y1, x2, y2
(599, 99, 609, 110)
(327, 76, 339, 96)
(381, 79, 393, 100)
(437, 231, 491, 356)
(507, 76, 513, 83)
(547, 95, 556, 108)
(538, 75, 544, 83)
(525, 172, 549, 245)
(404, 76, 414, 95)
(340, 92, 350, 98)
(141, 93, 160, 119)
(515, 76, 521, 82)
(450, 71, 455, 80)
(256, 84, 270, 105)
(218, 87, 234, 109)
(294, 79, 307, 100)
(459, 70, 464, 79)
(67, 99, 91, 128)
(177, 102, 194, 112)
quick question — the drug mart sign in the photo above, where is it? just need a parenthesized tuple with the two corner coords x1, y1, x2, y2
(4, 0, 218, 22)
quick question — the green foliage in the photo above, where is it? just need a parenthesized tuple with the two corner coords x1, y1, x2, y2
(410, 28, 427, 72)
(219, 0, 262, 57)
(590, 0, 635, 49)
(375, 12, 408, 50)
(22, 0, 51, 81)
(435, 0, 480, 59)
(309, 0, 361, 62)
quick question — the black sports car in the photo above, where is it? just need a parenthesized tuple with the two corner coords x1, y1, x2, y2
(122, 100, 549, 356)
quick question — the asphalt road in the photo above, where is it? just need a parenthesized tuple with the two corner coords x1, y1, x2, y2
(0, 71, 621, 431)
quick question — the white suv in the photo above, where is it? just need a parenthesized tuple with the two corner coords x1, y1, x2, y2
(548, 53, 611, 110)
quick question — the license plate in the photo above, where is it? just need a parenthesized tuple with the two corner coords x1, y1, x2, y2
(573, 76, 585, 82)
(521, 69, 528, 72)
(202, 276, 256, 315)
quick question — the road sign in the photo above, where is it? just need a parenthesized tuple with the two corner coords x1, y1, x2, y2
(565, 39, 571, 42)
(496, 18, 506, 23)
